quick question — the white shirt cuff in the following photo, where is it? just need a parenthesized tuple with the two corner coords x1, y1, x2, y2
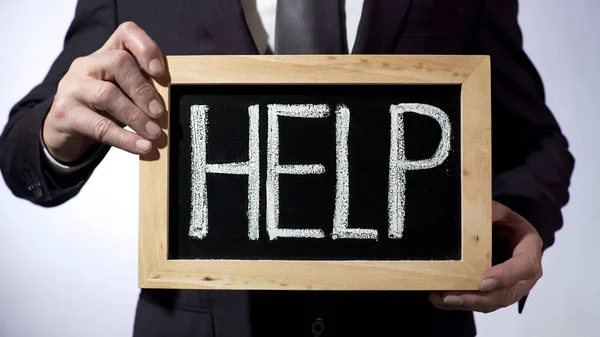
(40, 131, 106, 174)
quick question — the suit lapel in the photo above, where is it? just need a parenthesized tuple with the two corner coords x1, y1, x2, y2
(199, 0, 412, 55)
(352, 0, 413, 54)
(199, 0, 259, 54)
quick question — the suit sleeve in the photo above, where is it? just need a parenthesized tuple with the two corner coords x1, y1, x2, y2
(0, 0, 117, 207)
(475, 0, 575, 253)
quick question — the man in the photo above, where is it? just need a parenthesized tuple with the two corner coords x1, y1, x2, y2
(0, 0, 574, 336)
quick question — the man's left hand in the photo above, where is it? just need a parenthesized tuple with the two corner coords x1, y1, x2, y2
(428, 201, 544, 313)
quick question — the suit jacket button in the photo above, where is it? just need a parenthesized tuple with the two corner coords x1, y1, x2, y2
(312, 318, 325, 336)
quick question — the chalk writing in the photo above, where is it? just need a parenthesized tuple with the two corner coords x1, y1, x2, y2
(189, 103, 451, 241)
(332, 104, 378, 240)
(388, 104, 452, 239)
(267, 104, 330, 240)
(189, 104, 260, 240)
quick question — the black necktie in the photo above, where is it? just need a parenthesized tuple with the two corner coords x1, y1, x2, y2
(274, 0, 348, 54)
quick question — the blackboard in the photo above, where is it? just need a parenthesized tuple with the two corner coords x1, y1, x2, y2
(139, 55, 491, 291)
(168, 84, 462, 261)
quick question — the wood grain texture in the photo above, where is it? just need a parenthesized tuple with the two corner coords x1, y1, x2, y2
(139, 82, 169, 287)
(164, 55, 485, 84)
(142, 260, 481, 290)
(460, 57, 492, 276)
(139, 55, 492, 290)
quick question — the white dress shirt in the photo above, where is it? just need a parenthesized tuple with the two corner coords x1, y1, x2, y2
(43, 0, 365, 172)
(241, 0, 364, 54)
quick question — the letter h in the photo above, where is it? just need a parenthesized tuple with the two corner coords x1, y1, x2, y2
(189, 105, 260, 240)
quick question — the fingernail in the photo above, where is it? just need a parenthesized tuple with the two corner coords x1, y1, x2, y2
(149, 100, 164, 117)
(479, 278, 498, 292)
(149, 58, 164, 75)
(443, 295, 463, 306)
(136, 139, 152, 152)
(145, 121, 161, 137)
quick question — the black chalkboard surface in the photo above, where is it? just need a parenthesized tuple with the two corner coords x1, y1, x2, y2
(168, 84, 462, 261)
(139, 55, 491, 291)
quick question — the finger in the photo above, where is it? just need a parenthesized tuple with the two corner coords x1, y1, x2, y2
(492, 200, 512, 223)
(429, 291, 474, 312)
(74, 78, 162, 141)
(492, 201, 536, 234)
(428, 292, 449, 310)
(478, 237, 543, 291)
(69, 103, 153, 155)
(77, 50, 164, 119)
(99, 21, 165, 77)
(485, 202, 543, 291)
(431, 279, 536, 313)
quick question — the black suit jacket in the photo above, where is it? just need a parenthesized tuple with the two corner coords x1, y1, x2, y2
(0, 0, 574, 336)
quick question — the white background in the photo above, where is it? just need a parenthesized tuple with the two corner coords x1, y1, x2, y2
(1, 0, 598, 336)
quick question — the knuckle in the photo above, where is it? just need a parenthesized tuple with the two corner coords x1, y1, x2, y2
(57, 76, 72, 92)
(526, 256, 535, 277)
(123, 107, 144, 127)
(111, 50, 133, 68)
(528, 255, 542, 278)
(114, 130, 128, 148)
(70, 56, 87, 71)
(502, 288, 518, 308)
(125, 107, 148, 132)
(118, 21, 139, 34)
(95, 82, 118, 102)
(49, 97, 72, 121)
(132, 82, 154, 99)
(93, 118, 112, 142)
(138, 43, 157, 57)
(57, 75, 79, 97)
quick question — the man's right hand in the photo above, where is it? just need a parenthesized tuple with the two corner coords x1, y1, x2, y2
(43, 21, 166, 163)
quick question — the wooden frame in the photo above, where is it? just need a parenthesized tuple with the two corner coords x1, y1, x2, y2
(139, 55, 491, 290)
